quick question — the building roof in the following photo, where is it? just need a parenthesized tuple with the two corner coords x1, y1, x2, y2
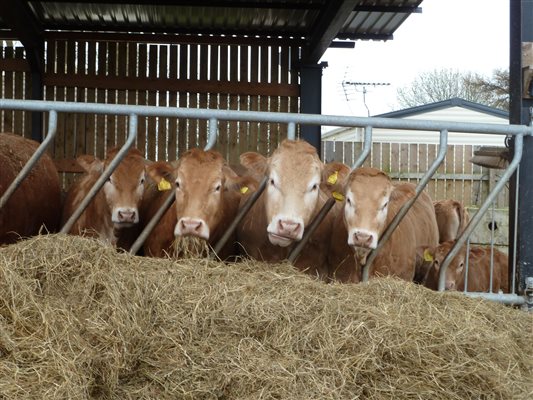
(0, 0, 423, 64)
(375, 97, 509, 119)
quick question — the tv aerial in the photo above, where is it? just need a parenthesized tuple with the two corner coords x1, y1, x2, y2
(341, 81, 390, 116)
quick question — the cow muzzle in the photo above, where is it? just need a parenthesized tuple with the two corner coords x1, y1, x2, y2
(267, 216, 304, 247)
(348, 228, 378, 249)
(113, 207, 139, 227)
(175, 217, 210, 240)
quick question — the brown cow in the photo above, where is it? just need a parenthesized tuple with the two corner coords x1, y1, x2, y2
(433, 199, 470, 243)
(142, 148, 253, 260)
(61, 147, 148, 250)
(0, 133, 61, 244)
(328, 167, 439, 283)
(236, 140, 349, 280)
(420, 240, 509, 292)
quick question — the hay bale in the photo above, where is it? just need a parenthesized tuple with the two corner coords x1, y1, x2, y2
(0, 234, 532, 399)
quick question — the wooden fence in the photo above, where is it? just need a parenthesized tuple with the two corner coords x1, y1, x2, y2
(322, 140, 509, 208)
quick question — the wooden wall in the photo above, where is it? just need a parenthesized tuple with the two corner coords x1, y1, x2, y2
(322, 140, 509, 208)
(0, 38, 300, 188)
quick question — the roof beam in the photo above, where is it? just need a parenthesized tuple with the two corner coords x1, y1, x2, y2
(0, 0, 44, 73)
(302, 0, 358, 64)
(353, 5, 422, 14)
(32, 0, 322, 10)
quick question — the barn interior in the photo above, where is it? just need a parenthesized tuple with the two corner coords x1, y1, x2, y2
(0, 0, 423, 175)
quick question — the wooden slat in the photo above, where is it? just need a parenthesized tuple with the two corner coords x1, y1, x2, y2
(136, 43, 148, 158)
(146, 44, 158, 160)
(13, 47, 25, 136)
(258, 46, 269, 155)
(177, 44, 188, 157)
(84, 41, 97, 156)
(168, 44, 178, 160)
(95, 40, 107, 159)
(188, 44, 199, 149)
(227, 45, 239, 162)
(2, 47, 15, 133)
(198, 44, 209, 150)
(42, 72, 300, 97)
(158, 44, 168, 160)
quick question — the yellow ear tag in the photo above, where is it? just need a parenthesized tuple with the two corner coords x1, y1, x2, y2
(423, 249, 434, 262)
(157, 178, 172, 191)
(332, 191, 345, 201)
(327, 170, 339, 185)
(240, 186, 249, 194)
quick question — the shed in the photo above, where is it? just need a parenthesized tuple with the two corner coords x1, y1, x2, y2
(322, 97, 509, 146)
(0, 0, 423, 173)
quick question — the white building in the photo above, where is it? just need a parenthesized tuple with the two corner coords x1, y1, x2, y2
(322, 98, 509, 146)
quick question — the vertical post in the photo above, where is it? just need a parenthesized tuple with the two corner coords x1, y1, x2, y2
(30, 45, 44, 142)
(509, 0, 533, 295)
(300, 63, 326, 155)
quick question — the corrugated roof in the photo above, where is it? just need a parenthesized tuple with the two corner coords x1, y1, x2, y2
(0, 0, 423, 64)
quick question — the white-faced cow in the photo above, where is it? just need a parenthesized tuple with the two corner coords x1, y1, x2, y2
(142, 148, 254, 260)
(0, 133, 61, 244)
(433, 199, 470, 243)
(236, 139, 350, 280)
(61, 147, 148, 250)
(420, 240, 509, 292)
(328, 167, 440, 283)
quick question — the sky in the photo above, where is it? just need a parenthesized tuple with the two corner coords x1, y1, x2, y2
(319, 0, 510, 118)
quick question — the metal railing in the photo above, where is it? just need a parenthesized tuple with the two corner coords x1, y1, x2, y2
(1, 98, 532, 307)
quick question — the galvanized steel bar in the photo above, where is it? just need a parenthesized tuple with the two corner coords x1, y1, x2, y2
(464, 292, 526, 306)
(60, 114, 139, 234)
(287, 122, 296, 140)
(211, 176, 268, 258)
(511, 165, 520, 294)
(206, 118, 218, 150)
(438, 133, 524, 291)
(362, 129, 449, 282)
(129, 190, 174, 255)
(0, 110, 58, 210)
(288, 126, 373, 264)
(489, 200, 496, 293)
(1, 99, 532, 136)
(463, 239, 471, 293)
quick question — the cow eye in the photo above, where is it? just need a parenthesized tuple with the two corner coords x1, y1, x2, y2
(346, 197, 351, 205)
(270, 178, 275, 186)
(381, 201, 389, 210)
(215, 184, 221, 192)
(311, 183, 318, 191)
(140, 178, 145, 185)
(175, 181, 180, 189)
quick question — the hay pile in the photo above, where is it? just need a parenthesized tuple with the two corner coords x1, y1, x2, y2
(0, 235, 531, 399)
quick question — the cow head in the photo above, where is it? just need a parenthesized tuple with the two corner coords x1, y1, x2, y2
(418, 241, 466, 290)
(241, 140, 340, 248)
(77, 147, 147, 228)
(147, 148, 249, 241)
(343, 168, 393, 255)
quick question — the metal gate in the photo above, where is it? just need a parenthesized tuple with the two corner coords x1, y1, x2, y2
(1, 98, 532, 309)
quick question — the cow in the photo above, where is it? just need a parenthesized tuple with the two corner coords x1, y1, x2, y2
(142, 148, 254, 260)
(419, 240, 509, 293)
(236, 139, 350, 280)
(0, 132, 61, 244)
(328, 167, 440, 283)
(433, 199, 470, 243)
(61, 147, 148, 250)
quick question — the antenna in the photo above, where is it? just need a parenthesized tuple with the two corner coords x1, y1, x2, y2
(341, 81, 391, 116)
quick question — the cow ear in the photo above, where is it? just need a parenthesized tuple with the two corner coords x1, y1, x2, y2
(146, 161, 174, 186)
(240, 152, 267, 179)
(77, 155, 103, 173)
(223, 165, 259, 193)
(321, 161, 350, 195)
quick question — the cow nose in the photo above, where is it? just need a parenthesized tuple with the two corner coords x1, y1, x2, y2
(278, 219, 302, 238)
(176, 218, 209, 240)
(118, 209, 136, 223)
(445, 280, 456, 291)
(352, 231, 373, 248)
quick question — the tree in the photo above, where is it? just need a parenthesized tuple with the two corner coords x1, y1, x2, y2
(396, 68, 509, 111)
